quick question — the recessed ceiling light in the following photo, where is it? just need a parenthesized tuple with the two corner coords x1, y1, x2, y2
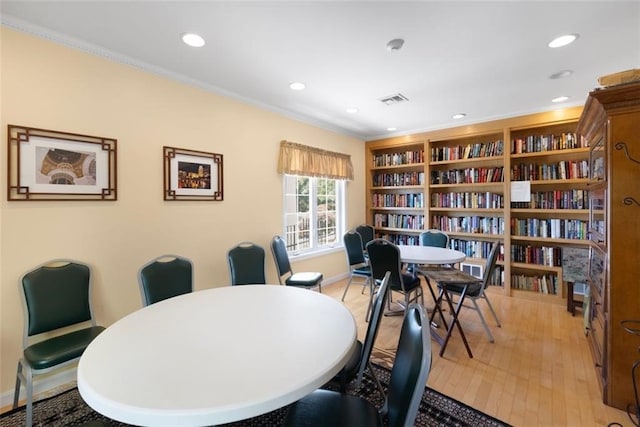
(452, 113, 466, 119)
(552, 96, 570, 103)
(182, 33, 205, 47)
(289, 82, 306, 91)
(549, 70, 574, 79)
(386, 38, 405, 52)
(548, 33, 579, 48)
(386, 127, 397, 132)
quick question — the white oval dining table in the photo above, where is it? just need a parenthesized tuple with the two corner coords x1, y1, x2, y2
(78, 285, 357, 427)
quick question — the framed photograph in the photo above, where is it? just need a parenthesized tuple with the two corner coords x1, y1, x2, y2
(7, 125, 117, 201)
(163, 146, 223, 201)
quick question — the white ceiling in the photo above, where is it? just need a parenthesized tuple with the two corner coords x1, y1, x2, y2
(1, 1, 639, 140)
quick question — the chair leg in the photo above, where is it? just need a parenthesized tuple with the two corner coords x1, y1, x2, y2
(341, 277, 353, 301)
(483, 294, 502, 327)
(25, 366, 33, 427)
(12, 361, 22, 409)
(365, 361, 386, 399)
(472, 299, 495, 343)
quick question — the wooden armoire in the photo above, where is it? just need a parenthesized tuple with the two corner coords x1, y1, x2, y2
(578, 80, 640, 410)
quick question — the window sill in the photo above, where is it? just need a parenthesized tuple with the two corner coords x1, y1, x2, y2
(288, 245, 343, 262)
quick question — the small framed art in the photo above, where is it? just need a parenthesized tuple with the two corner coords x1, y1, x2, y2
(7, 125, 117, 201)
(163, 146, 223, 201)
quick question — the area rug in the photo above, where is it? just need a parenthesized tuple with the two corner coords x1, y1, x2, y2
(1, 362, 510, 427)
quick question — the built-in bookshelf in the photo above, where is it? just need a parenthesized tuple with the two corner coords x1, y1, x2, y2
(365, 107, 586, 302)
(368, 142, 426, 245)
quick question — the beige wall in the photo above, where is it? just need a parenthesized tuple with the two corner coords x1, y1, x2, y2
(0, 28, 365, 397)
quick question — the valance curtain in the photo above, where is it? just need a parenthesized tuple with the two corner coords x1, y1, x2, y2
(277, 141, 354, 180)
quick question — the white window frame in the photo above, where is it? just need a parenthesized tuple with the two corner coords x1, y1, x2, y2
(282, 174, 346, 256)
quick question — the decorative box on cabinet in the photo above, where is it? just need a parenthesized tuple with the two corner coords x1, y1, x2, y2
(578, 81, 640, 410)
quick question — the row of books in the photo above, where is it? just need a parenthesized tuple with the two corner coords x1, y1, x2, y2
(373, 149, 425, 167)
(379, 233, 420, 246)
(431, 215, 504, 235)
(511, 273, 559, 295)
(372, 192, 424, 208)
(431, 140, 504, 162)
(510, 218, 588, 240)
(372, 172, 425, 187)
(373, 213, 425, 230)
(510, 132, 583, 154)
(510, 160, 589, 181)
(511, 244, 562, 266)
(510, 190, 589, 210)
(430, 167, 504, 184)
(431, 191, 504, 209)
(449, 239, 504, 260)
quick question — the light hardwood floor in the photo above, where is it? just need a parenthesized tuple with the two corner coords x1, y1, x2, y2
(326, 277, 630, 427)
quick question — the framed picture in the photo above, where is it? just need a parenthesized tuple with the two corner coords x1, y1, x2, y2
(163, 146, 223, 201)
(7, 125, 117, 201)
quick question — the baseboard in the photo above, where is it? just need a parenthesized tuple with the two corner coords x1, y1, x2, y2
(0, 368, 77, 411)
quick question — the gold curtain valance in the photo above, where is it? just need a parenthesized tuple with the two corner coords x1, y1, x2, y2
(277, 140, 354, 180)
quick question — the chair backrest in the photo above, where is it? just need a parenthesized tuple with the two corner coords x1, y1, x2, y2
(355, 224, 375, 251)
(343, 230, 367, 267)
(270, 235, 293, 284)
(419, 229, 449, 248)
(227, 242, 266, 285)
(480, 242, 500, 290)
(20, 259, 96, 346)
(366, 239, 406, 291)
(138, 254, 193, 306)
(383, 303, 432, 427)
(356, 271, 391, 384)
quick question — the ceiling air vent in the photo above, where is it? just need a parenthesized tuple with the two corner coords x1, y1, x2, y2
(379, 93, 409, 106)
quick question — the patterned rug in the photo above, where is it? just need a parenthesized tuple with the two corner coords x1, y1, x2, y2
(1, 353, 510, 427)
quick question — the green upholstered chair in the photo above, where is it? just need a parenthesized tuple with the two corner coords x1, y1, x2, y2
(270, 236, 323, 292)
(333, 271, 390, 396)
(366, 239, 424, 317)
(341, 230, 372, 302)
(13, 259, 105, 427)
(227, 242, 266, 285)
(138, 254, 193, 306)
(355, 224, 375, 252)
(283, 303, 432, 427)
(419, 229, 449, 248)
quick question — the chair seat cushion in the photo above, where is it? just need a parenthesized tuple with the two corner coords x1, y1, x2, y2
(283, 389, 382, 427)
(352, 266, 371, 276)
(439, 281, 483, 297)
(390, 273, 421, 292)
(24, 326, 105, 370)
(286, 272, 323, 287)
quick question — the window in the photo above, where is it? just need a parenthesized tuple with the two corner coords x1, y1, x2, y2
(283, 175, 345, 254)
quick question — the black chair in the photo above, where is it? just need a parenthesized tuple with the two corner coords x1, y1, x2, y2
(227, 241, 266, 285)
(341, 230, 372, 302)
(333, 271, 391, 396)
(355, 224, 375, 252)
(366, 239, 424, 317)
(13, 259, 105, 427)
(138, 254, 193, 306)
(283, 303, 432, 427)
(270, 235, 323, 292)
